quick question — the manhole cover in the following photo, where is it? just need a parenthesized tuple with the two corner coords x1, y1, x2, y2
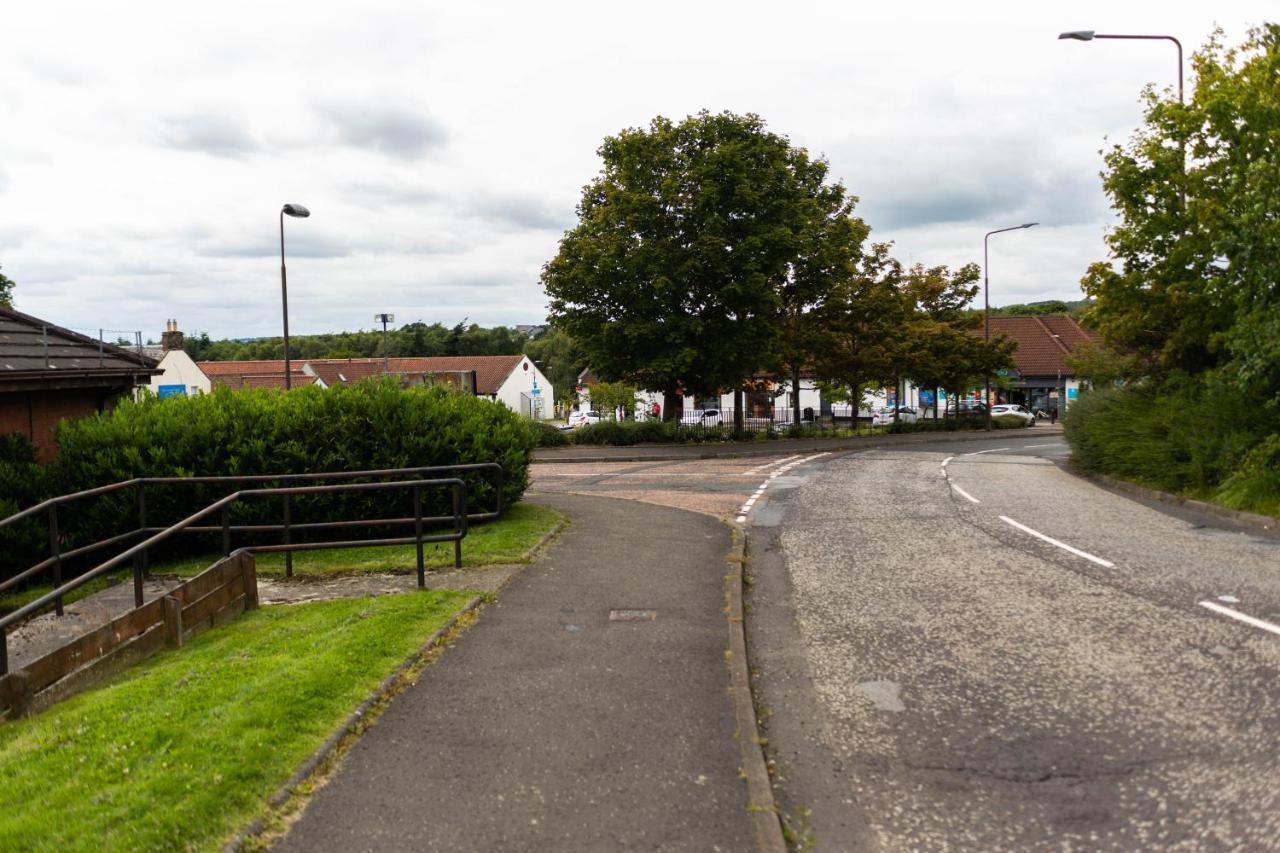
(609, 609, 657, 622)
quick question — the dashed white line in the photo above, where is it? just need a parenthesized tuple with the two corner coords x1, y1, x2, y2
(998, 515, 1115, 568)
(741, 454, 802, 476)
(1023, 443, 1063, 449)
(1198, 600, 1280, 637)
(736, 452, 830, 523)
(964, 447, 1011, 456)
(951, 484, 981, 504)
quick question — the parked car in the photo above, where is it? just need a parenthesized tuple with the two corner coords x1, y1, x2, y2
(872, 406, 918, 426)
(990, 404, 1035, 424)
(563, 409, 601, 429)
(680, 408, 723, 427)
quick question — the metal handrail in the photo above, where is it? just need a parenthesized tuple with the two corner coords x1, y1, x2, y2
(0, 463, 505, 602)
(0, 476, 470, 676)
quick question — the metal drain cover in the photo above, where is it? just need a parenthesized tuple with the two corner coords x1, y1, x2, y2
(609, 609, 657, 622)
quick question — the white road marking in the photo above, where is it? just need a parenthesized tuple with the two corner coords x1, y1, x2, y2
(738, 452, 829, 522)
(1198, 600, 1280, 637)
(964, 447, 1011, 456)
(736, 515, 747, 523)
(741, 454, 801, 476)
(998, 516, 1116, 568)
(951, 484, 981, 504)
(1217, 595, 1240, 603)
(941, 456, 954, 468)
(1023, 443, 1064, 449)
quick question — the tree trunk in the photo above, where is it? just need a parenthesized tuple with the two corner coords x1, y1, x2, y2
(893, 378, 901, 424)
(664, 391, 681, 422)
(791, 364, 802, 427)
(850, 384, 859, 434)
(934, 386, 940, 420)
(733, 388, 744, 432)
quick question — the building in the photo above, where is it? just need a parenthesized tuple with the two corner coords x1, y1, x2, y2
(141, 320, 213, 397)
(0, 306, 159, 462)
(986, 314, 1100, 413)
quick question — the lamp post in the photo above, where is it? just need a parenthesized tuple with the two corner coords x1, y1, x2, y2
(375, 313, 395, 374)
(1057, 31, 1183, 103)
(279, 203, 311, 389)
(984, 223, 1039, 431)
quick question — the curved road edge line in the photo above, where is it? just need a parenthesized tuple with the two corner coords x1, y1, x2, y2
(722, 521, 789, 853)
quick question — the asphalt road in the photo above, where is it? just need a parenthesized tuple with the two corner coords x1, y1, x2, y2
(747, 433, 1280, 851)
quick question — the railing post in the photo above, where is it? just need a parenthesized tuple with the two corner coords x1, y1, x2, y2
(221, 505, 231, 557)
(413, 484, 425, 588)
(282, 493, 293, 578)
(452, 483, 463, 570)
(48, 505, 63, 617)
(1, 621, 8, 676)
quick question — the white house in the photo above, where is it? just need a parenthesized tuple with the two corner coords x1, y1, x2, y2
(140, 320, 211, 398)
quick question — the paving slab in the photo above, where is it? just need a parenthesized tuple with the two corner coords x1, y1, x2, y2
(278, 493, 754, 852)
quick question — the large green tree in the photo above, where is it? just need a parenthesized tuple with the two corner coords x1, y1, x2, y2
(542, 110, 863, 427)
(1081, 23, 1280, 403)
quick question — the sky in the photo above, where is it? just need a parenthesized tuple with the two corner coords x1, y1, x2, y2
(0, 1, 1267, 340)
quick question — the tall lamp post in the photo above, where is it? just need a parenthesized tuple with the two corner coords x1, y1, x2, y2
(984, 223, 1038, 431)
(1057, 31, 1183, 103)
(279, 204, 310, 389)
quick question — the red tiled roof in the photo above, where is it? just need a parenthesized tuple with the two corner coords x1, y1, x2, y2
(979, 315, 1101, 377)
(210, 371, 314, 391)
(197, 355, 526, 396)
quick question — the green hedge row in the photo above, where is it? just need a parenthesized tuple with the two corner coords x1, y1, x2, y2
(1, 381, 533, 585)
(1063, 378, 1279, 518)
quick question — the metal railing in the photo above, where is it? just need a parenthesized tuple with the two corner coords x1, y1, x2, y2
(0, 463, 505, 675)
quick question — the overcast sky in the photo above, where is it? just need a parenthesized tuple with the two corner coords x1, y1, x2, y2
(0, 1, 1266, 340)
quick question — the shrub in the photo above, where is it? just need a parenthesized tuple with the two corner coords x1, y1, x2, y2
(0, 434, 49, 579)
(41, 381, 533, 572)
(1215, 434, 1280, 517)
(527, 420, 570, 448)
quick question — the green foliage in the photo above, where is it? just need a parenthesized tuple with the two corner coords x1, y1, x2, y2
(521, 326, 589, 406)
(586, 381, 639, 418)
(1064, 341, 1144, 388)
(0, 264, 14, 308)
(33, 381, 532, 579)
(183, 320, 529, 362)
(527, 420, 571, 448)
(0, 592, 474, 851)
(0, 434, 47, 574)
(544, 110, 863, 401)
(986, 299, 1091, 318)
(1066, 26, 1280, 518)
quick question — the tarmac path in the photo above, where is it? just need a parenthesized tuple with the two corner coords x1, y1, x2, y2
(747, 433, 1280, 850)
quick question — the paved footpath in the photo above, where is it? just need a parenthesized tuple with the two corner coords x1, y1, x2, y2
(278, 493, 755, 852)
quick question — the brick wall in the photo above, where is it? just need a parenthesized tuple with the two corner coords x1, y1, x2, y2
(0, 390, 109, 463)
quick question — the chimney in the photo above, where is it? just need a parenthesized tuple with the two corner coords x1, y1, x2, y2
(161, 318, 185, 352)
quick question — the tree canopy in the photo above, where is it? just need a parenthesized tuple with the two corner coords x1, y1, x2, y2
(542, 110, 863, 406)
(0, 265, 14, 308)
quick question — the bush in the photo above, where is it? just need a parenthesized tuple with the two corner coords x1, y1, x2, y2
(1063, 375, 1275, 515)
(37, 381, 533, 576)
(527, 420, 570, 448)
(0, 434, 49, 579)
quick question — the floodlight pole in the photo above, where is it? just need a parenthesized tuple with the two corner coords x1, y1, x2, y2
(375, 313, 394, 373)
(984, 223, 1039, 431)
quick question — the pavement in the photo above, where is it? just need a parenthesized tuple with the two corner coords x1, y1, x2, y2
(747, 434, 1280, 850)
(278, 493, 758, 852)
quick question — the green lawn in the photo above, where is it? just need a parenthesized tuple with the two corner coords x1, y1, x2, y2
(156, 501, 561, 578)
(0, 591, 475, 851)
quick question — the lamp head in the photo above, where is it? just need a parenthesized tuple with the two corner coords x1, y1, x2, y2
(282, 204, 311, 218)
(1058, 30, 1095, 41)
(1022, 222, 1039, 228)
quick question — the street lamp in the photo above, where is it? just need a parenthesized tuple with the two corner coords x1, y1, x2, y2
(1058, 30, 1183, 102)
(279, 203, 310, 389)
(984, 223, 1038, 431)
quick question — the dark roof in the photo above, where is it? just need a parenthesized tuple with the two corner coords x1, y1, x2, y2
(0, 306, 159, 385)
(982, 315, 1102, 376)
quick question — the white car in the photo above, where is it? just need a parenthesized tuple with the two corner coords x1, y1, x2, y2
(871, 406, 918, 426)
(990, 404, 1035, 424)
(563, 410, 601, 429)
(680, 408, 723, 427)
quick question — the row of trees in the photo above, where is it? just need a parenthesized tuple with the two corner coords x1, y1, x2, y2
(184, 320, 530, 362)
(541, 111, 1013, 427)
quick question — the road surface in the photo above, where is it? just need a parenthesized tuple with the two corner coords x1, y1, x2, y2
(746, 433, 1280, 850)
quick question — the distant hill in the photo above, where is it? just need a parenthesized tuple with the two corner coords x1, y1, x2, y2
(987, 298, 1092, 318)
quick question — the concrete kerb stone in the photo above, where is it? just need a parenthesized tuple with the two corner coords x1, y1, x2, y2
(1070, 468, 1279, 539)
(223, 594, 485, 853)
(722, 521, 788, 853)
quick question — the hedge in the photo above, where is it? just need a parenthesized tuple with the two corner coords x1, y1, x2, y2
(1, 381, 533, 585)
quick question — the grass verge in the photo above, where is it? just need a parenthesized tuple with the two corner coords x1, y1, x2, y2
(0, 590, 475, 851)
(1, 504, 563, 613)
